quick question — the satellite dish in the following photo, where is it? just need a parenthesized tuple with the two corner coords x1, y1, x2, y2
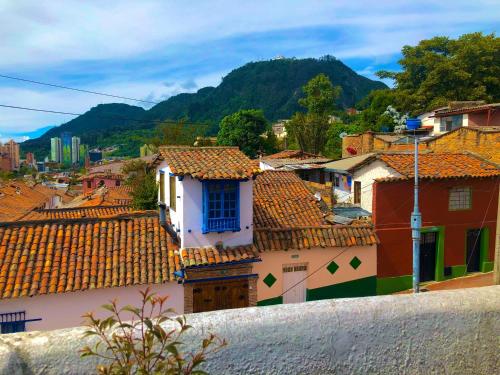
(339, 132, 348, 139)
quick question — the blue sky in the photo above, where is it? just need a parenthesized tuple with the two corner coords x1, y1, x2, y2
(0, 0, 498, 142)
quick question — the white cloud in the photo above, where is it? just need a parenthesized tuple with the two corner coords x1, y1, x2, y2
(0, 1, 497, 69)
(0, 71, 223, 132)
(0, 0, 498, 132)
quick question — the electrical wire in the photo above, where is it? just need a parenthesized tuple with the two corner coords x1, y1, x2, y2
(0, 103, 211, 128)
(462, 176, 499, 276)
(0, 74, 159, 104)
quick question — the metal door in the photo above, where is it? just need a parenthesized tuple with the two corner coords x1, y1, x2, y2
(466, 229, 481, 273)
(420, 232, 437, 282)
(282, 263, 307, 304)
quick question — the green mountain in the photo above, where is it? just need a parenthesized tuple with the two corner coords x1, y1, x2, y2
(22, 57, 387, 158)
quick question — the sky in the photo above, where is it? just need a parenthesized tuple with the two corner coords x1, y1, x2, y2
(0, 0, 498, 142)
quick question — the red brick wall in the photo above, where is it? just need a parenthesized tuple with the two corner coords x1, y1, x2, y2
(373, 178, 498, 278)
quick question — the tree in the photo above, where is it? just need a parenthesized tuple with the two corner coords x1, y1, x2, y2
(355, 89, 397, 131)
(217, 109, 269, 158)
(150, 119, 208, 147)
(377, 32, 500, 114)
(286, 74, 342, 154)
(123, 160, 158, 210)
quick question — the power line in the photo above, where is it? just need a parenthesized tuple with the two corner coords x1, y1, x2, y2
(0, 74, 159, 105)
(0, 103, 197, 127)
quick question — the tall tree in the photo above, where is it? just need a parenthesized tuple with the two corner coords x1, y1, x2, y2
(123, 160, 158, 210)
(150, 119, 207, 147)
(286, 74, 341, 154)
(377, 32, 500, 114)
(217, 109, 270, 158)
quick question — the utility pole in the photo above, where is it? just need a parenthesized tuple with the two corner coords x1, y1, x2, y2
(411, 137, 421, 293)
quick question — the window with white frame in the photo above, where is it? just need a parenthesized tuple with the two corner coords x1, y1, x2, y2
(449, 187, 471, 210)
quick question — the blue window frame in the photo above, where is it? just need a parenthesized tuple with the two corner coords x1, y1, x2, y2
(202, 180, 240, 233)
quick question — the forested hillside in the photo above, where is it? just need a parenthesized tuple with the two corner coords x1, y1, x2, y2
(22, 57, 386, 158)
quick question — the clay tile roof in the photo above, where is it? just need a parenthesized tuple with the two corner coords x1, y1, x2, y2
(378, 153, 500, 180)
(156, 146, 260, 180)
(264, 150, 324, 160)
(0, 182, 61, 222)
(20, 205, 132, 221)
(179, 245, 259, 268)
(0, 212, 180, 300)
(252, 170, 378, 250)
(253, 225, 378, 252)
(254, 171, 325, 228)
(262, 150, 332, 169)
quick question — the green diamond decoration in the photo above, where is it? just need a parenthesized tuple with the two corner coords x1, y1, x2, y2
(350, 256, 362, 270)
(263, 273, 277, 287)
(327, 261, 339, 275)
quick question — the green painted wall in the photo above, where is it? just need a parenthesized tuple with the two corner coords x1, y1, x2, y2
(444, 265, 467, 280)
(481, 262, 494, 273)
(257, 296, 283, 306)
(377, 275, 413, 295)
(306, 276, 376, 301)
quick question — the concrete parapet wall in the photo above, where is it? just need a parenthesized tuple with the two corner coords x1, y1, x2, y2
(0, 286, 499, 374)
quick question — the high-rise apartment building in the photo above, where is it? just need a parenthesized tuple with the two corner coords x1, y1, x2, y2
(61, 132, 72, 166)
(0, 139, 20, 171)
(50, 137, 63, 163)
(71, 136, 81, 164)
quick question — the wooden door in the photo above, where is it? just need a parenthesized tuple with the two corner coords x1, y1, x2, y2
(354, 181, 361, 204)
(282, 263, 307, 304)
(466, 229, 481, 273)
(193, 279, 249, 313)
(420, 232, 437, 282)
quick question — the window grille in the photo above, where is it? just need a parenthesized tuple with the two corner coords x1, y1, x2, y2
(449, 187, 471, 210)
(0, 311, 41, 334)
(202, 181, 240, 233)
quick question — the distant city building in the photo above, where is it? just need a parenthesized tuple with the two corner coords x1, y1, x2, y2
(71, 136, 81, 164)
(61, 132, 72, 166)
(88, 149, 103, 163)
(50, 137, 63, 163)
(25, 152, 35, 166)
(79, 144, 88, 166)
(36, 161, 45, 172)
(0, 139, 20, 171)
(140, 144, 157, 157)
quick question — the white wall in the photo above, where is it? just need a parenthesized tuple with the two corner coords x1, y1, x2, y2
(157, 161, 253, 249)
(353, 160, 401, 212)
(259, 160, 274, 170)
(181, 176, 253, 248)
(0, 282, 184, 332)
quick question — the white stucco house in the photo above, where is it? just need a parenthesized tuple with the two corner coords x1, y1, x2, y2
(323, 153, 404, 213)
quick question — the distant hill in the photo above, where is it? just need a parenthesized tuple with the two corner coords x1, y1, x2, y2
(22, 57, 387, 158)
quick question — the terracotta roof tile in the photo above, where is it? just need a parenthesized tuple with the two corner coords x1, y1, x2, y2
(254, 171, 325, 228)
(156, 146, 260, 180)
(0, 212, 180, 300)
(179, 245, 259, 268)
(20, 206, 132, 221)
(264, 150, 325, 160)
(252, 170, 378, 251)
(0, 182, 62, 222)
(378, 153, 500, 180)
(254, 226, 377, 252)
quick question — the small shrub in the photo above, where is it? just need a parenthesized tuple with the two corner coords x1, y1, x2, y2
(80, 288, 226, 374)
